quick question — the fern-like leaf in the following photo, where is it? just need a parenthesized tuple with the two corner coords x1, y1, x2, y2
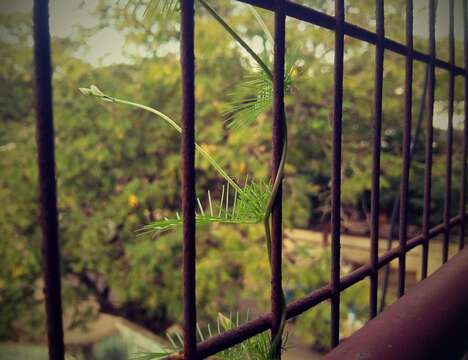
(139, 179, 271, 236)
(144, 0, 179, 18)
(225, 68, 273, 130)
(225, 51, 298, 130)
(131, 312, 286, 360)
(131, 351, 172, 360)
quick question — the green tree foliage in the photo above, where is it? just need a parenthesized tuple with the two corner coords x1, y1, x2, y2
(0, 0, 465, 352)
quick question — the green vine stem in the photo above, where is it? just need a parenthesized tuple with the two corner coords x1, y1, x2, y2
(198, 0, 272, 79)
(247, 4, 274, 46)
(263, 117, 287, 359)
(79, 86, 242, 194)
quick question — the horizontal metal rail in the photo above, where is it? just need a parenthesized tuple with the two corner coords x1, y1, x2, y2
(166, 213, 466, 359)
(236, 0, 466, 77)
(323, 245, 468, 360)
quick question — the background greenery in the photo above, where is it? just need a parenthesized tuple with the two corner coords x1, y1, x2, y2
(0, 0, 465, 353)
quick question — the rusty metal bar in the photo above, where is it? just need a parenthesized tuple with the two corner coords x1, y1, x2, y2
(235, 0, 466, 77)
(397, 0, 413, 298)
(422, 0, 436, 280)
(271, 0, 286, 357)
(33, 1, 65, 359)
(180, 0, 197, 357)
(189, 214, 465, 359)
(330, 0, 344, 348)
(378, 215, 462, 268)
(460, 0, 468, 250)
(323, 245, 468, 360)
(369, 0, 384, 319)
(379, 64, 432, 311)
(443, 0, 455, 263)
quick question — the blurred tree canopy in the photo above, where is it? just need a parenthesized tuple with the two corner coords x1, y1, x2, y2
(0, 0, 465, 351)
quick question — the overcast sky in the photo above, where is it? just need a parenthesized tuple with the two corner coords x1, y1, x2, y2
(1, 0, 128, 65)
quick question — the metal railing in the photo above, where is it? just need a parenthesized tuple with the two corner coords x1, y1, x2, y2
(32, 0, 468, 359)
(33, 0, 65, 358)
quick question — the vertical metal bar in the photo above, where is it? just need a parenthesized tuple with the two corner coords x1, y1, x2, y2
(331, 0, 344, 348)
(33, 1, 65, 359)
(379, 200, 398, 312)
(443, 0, 455, 263)
(459, 0, 468, 250)
(271, 0, 286, 358)
(379, 64, 431, 312)
(370, 0, 384, 319)
(422, 0, 436, 279)
(180, 0, 197, 358)
(398, 0, 413, 297)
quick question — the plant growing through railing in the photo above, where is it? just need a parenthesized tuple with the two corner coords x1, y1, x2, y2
(133, 312, 289, 360)
(80, 0, 297, 358)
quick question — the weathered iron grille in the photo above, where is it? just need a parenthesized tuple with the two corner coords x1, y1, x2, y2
(32, 0, 467, 359)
